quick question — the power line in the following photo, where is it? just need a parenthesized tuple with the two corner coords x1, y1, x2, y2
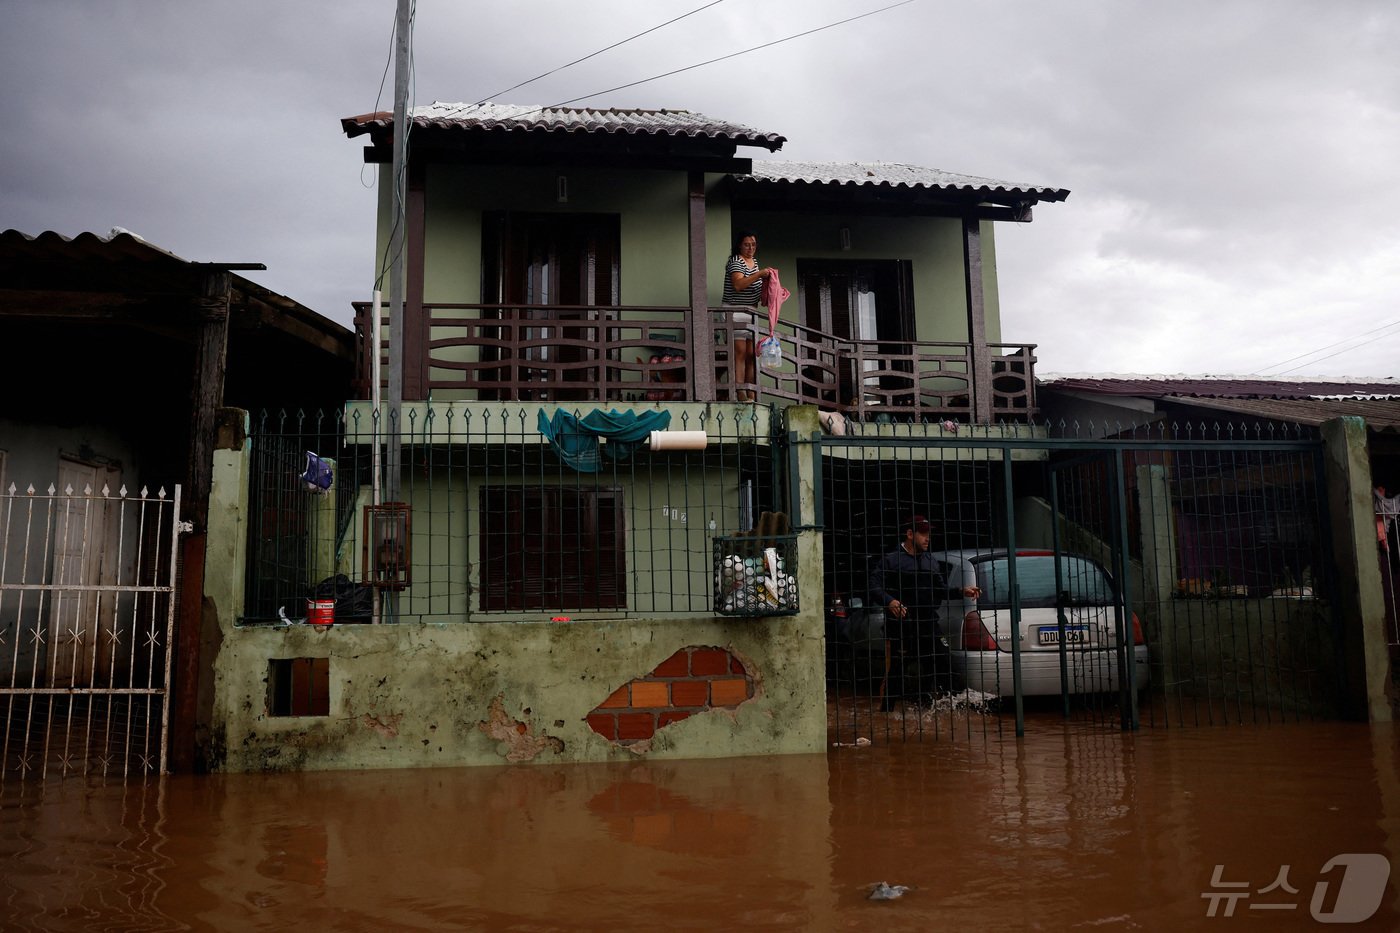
(546, 0, 918, 109)
(1254, 317, 1400, 374)
(472, 0, 732, 106)
(1272, 326, 1400, 376)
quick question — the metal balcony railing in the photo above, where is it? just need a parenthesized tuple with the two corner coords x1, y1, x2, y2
(352, 302, 1037, 421)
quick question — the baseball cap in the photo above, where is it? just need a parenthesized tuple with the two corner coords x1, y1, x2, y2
(904, 515, 932, 533)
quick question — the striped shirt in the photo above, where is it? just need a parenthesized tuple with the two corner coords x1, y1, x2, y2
(722, 255, 763, 306)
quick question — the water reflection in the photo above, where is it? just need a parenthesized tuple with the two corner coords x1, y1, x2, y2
(2, 718, 1396, 930)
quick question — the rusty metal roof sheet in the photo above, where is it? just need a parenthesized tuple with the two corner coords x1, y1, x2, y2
(1, 229, 352, 348)
(341, 102, 786, 150)
(0, 227, 191, 266)
(1160, 395, 1400, 430)
(1039, 374, 1400, 399)
(737, 160, 1069, 201)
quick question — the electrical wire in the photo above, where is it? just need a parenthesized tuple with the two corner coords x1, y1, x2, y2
(375, 0, 417, 291)
(471, 0, 731, 106)
(473, 0, 917, 122)
(360, 17, 399, 191)
(1270, 326, 1400, 376)
(547, 0, 917, 109)
(1254, 317, 1400, 375)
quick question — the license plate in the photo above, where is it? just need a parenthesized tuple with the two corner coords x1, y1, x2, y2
(1037, 625, 1088, 645)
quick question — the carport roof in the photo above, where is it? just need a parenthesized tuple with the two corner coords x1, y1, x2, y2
(1039, 374, 1400, 399)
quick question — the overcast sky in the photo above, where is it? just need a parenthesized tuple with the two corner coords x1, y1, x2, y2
(3, 0, 1397, 378)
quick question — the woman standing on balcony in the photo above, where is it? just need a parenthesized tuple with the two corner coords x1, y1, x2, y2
(722, 231, 777, 402)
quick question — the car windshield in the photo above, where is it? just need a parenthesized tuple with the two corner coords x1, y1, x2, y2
(972, 555, 1116, 609)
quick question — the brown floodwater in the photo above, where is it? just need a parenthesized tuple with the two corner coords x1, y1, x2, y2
(2, 713, 1397, 931)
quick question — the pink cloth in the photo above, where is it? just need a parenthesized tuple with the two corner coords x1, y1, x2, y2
(762, 269, 790, 336)
(762, 269, 790, 318)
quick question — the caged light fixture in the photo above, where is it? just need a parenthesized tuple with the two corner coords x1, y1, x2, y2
(363, 502, 412, 590)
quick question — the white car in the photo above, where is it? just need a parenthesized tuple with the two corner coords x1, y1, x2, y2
(931, 549, 1151, 697)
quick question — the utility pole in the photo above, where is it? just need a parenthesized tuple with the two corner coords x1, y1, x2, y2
(383, 0, 412, 623)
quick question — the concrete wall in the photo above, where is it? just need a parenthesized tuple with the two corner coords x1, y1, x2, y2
(199, 407, 828, 772)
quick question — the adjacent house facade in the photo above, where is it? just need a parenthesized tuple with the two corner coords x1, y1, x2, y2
(0, 229, 356, 780)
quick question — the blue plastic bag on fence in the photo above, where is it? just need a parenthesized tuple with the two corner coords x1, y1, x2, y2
(301, 451, 333, 494)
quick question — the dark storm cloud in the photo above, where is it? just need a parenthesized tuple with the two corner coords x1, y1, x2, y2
(3, 0, 1397, 375)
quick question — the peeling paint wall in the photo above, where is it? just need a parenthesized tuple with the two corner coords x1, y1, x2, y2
(201, 412, 828, 771)
(204, 605, 824, 772)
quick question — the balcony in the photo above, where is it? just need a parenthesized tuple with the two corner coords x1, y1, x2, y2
(353, 302, 1037, 422)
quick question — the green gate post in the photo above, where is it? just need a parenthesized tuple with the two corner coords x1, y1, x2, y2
(1320, 416, 1393, 722)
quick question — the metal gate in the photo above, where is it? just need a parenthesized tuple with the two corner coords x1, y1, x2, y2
(822, 421, 1337, 744)
(1, 482, 184, 780)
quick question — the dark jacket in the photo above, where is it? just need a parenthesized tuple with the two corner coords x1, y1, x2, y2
(869, 547, 963, 628)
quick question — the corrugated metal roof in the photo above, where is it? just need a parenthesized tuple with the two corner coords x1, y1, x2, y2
(1039, 375, 1400, 399)
(0, 227, 190, 265)
(1, 229, 352, 346)
(1161, 395, 1400, 431)
(737, 160, 1069, 201)
(341, 102, 786, 150)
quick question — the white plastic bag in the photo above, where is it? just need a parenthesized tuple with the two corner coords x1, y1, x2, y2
(757, 336, 783, 370)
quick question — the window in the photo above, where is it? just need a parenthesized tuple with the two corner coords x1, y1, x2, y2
(972, 555, 1116, 610)
(480, 211, 621, 401)
(795, 259, 915, 406)
(480, 486, 626, 611)
(268, 658, 330, 717)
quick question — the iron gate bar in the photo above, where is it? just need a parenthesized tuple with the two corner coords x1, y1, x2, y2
(1, 484, 184, 781)
(1002, 447, 1025, 737)
(1048, 488, 1071, 717)
(1113, 447, 1139, 730)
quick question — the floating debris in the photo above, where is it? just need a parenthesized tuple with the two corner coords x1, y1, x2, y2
(831, 737, 871, 748)
(868, 882, 910, 901)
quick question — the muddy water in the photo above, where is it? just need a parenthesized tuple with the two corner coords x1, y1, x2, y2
(3, 717, 1398, 931)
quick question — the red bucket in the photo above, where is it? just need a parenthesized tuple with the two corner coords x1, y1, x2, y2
(307, 599, 335, 626)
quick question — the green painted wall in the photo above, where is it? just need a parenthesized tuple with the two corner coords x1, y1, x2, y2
(731, 211, 1001, 343)
(373, 164, 1000, 342)
(396, 165, 735, 308)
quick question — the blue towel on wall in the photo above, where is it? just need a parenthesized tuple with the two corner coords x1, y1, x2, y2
(537, 409, 673, 472)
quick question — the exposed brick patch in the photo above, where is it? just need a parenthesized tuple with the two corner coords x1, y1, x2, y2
(652, 651, 689, 678)
(690, 648, 730, 676)
(586, 647, 755, 749)
(710, 677, 751, 707)
(598, 685, 629, 709)
(630, 681, 670, 708)
(586, 713, 618, 740)
(669, 680, 709, 708)
(616, 712, 656, 741)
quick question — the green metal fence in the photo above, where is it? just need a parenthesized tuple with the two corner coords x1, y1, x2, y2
(242, 404, 788, 625)
(821, 418, 1338, 745)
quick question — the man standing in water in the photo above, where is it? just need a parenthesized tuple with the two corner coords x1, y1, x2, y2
(869, 515, 980, 707)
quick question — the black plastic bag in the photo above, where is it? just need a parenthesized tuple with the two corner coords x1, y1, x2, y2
(313, 574, 373, 622)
